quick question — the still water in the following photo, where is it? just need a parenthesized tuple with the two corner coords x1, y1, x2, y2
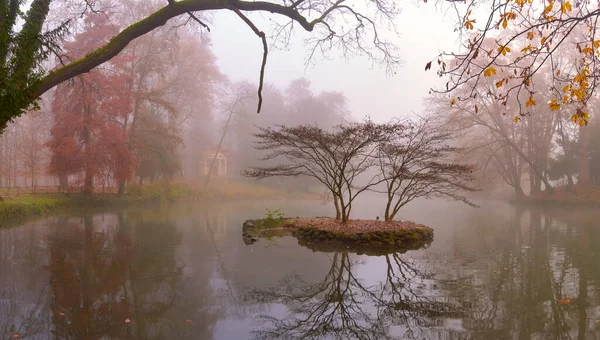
(1, 196, 600, 339)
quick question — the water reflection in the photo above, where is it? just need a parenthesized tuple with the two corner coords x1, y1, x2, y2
(0, 201, 599, 339)
(247, 251, 462, 340)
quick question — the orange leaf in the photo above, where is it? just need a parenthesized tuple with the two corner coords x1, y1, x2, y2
(451, 98, 457, 105)
(548, 100, 561, 111)
(557, 298, 571, 304)
(185, 319, 193, 323)
(561, 1, 572, 13)
(13, 334, 20, 339)
(496, 79, 505, 88)
(484, 67, 497, 77)
(526, 96, 536, 107)
(125, 319, 131, 323)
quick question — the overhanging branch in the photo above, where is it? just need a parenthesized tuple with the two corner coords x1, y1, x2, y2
(230, 6, 268, 113)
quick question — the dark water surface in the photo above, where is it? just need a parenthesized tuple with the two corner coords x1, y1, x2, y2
(1, 197, 600, 339)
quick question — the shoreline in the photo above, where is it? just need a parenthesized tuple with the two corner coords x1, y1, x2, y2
(242, 217, 434, 255)
(0, 181, 323, 226)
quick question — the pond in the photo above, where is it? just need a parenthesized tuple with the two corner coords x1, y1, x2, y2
(1, 196, 599, 339)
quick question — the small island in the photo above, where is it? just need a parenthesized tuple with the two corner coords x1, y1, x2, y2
(240, 119, 477, 254)
(243, 217, 434, 255)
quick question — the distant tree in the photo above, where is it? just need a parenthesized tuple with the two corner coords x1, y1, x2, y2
(377, 119, 477, 222)
(18, 112, 50, 188)
(245, 121, 401, 223)
(47, 14, 136, 194)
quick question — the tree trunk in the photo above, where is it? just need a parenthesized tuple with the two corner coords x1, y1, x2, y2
(384, 195, 394, 222)
(59, 175, 68, 191)
(333, 194, 341, 221)
(515, 185, 525, 199)
(578, 124, 590, 185)
(118, 181, 126, 195)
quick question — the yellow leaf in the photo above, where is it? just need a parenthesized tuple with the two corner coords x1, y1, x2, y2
(527, 31, 535, 40)
(497, 45, 511, 56)
(561, 1, 572, 13)
(562, 84, 571, 93)
(514, 116, 521, 123)
(521, 45, 532, 53)
(502, 19, 508, 29)
(579, 119, 586, 126)
(484, 67, 497, 77)
(526, 96, 536, 107)
(496, 79, 505, 88)
(451, 98, 457, 105)
(543, 3, 553, 15)
(548, 100, 561, 111)
(571, 114, 579, 123)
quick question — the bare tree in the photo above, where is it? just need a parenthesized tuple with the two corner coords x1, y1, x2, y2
(377, 119, 477, 222)
(245, 121, 400, 222)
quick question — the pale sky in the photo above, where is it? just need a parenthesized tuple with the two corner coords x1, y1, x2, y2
(208, 3, 461, 123)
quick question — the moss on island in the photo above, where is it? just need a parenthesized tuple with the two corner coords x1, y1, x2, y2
(242, 217, 434, 255)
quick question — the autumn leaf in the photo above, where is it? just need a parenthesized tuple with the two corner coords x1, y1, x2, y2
(502, 19, 508, 29)
(571, 114, 579, 123)
(561, 1, 572, 13)
(425, 61, 432, 71)
(542, 3, 553, 16)
(185, 319, 193, 323)
(526, 96, 536, 107)
(497, 45, 511, 56)
(514, 116, 521, 123)
(562, 84, 571, 93)
(548, 100, 561, 110)
(13, 334, 20, 339)
(496, 79, 505, 88)
(451, 98, 457, 105)
(557, 298, 571, 304)
(464, 18, 476, 30)
(527, 31, 535, 40)
(521, 45, 532, 53)
(125, 319, 131, 323)
(483, 67, 497, 77)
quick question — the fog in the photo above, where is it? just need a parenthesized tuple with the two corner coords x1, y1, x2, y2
(1, 0, 598, 204)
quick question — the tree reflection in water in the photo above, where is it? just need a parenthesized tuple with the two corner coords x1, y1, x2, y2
(248, 251, 463, 340)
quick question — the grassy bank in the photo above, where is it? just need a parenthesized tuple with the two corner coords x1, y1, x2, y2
(514, 185, 600, 207)
(0, 179, 321, 225)
(0, 197, 63, 222)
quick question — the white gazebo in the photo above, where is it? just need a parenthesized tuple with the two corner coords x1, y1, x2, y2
(202, 150, 228, 178)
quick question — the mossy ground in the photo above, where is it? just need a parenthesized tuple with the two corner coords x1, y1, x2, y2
(242, 217, 434, 255)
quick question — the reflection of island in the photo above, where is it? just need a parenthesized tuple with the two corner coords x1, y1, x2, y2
(247, 251, 463, 340)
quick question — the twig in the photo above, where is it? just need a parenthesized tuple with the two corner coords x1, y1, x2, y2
(229, 7, 268, 113)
